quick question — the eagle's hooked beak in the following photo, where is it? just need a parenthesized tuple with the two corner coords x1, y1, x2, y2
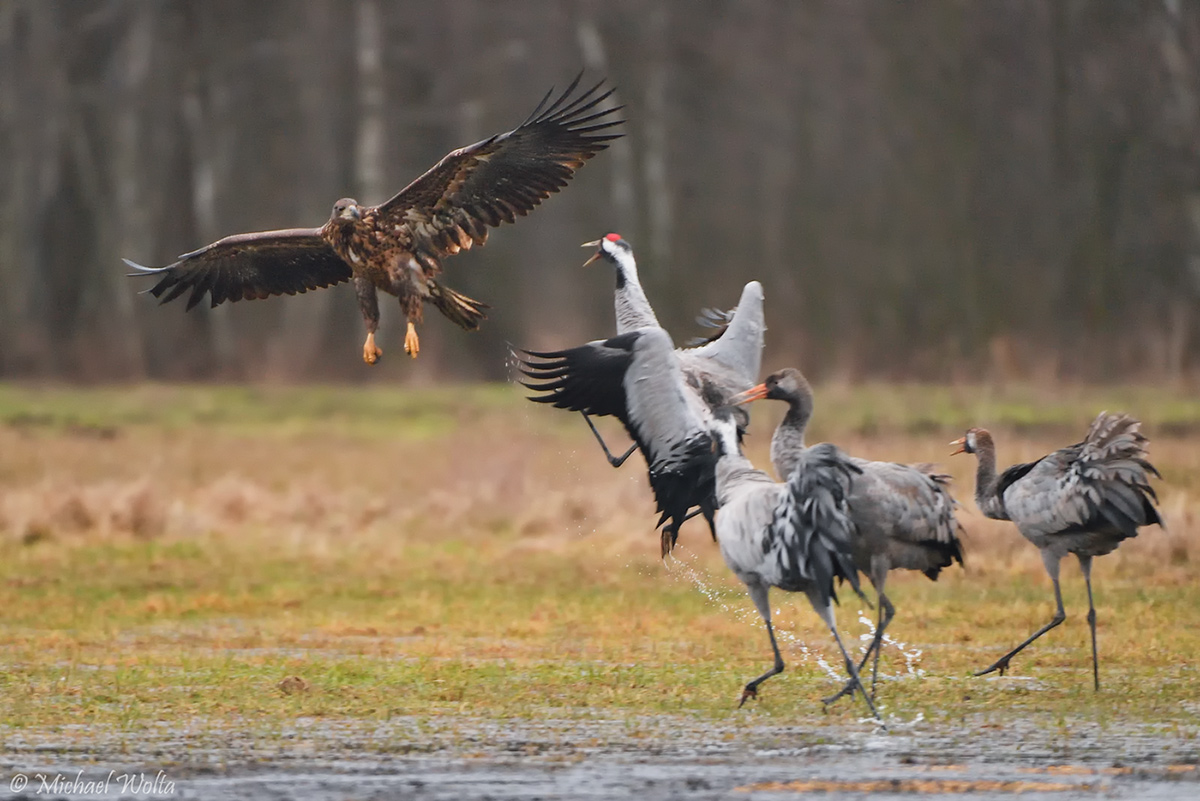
(581, 239, 602, 267)
(340, 204, 361, 221)
(729, 383, 769, 406)
(949, 436, 967, 456)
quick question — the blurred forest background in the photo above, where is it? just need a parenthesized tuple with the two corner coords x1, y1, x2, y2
(3, 0, 1200, 384)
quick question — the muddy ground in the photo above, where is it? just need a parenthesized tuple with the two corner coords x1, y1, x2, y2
(5, 700, 1199, 800)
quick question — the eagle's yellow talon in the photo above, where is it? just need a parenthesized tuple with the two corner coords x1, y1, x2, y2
(404, 322, 420, 359)
(363, 333, 383, 365)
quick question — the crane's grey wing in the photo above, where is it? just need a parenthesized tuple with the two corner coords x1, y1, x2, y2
(618, 328, 720, 540)
(854, 460, 964, 576)
(1001, 412, 1161, 538)
(621, 327, 714, 470)
(682, 281, 764, 387)
(714, 478, 784, 576)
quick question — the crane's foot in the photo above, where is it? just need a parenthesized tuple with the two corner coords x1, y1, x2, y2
(404, 322, 420, 359)
(974, 657, 1011, 678)
(821, 679, 858, 706)
(362, 333, 383, 365)
(738, 685, 758, 709)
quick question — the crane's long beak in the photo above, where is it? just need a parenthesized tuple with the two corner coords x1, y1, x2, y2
(729, 383, 769, 405)
(949, 437, 967, 456)
(581, 240, 602, 266)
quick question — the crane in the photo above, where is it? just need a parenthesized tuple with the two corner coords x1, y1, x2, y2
(517, 327, 740, 556)
(950, 412, 1161, 689)
(732, 368, 962, 703)
(576, 234, 764, 472)
(709, 412, 882, 722)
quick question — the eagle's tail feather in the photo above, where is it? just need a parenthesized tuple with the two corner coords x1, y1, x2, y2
(429, 282, 489, 331)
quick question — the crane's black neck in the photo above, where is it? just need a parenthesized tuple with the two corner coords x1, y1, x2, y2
(969, 435, 1007, 520)
(770, 386, 814, 479)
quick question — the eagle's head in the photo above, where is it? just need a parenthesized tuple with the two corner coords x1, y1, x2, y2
(331, 198, 361, 223)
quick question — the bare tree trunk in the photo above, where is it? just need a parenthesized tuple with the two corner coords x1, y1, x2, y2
(1160, 0, 1200, 378)
(642, 4, 672, 276)
(1, 3, 68, 373)
(0, 2, 22, 371)
(105, 3, 155, 377)
(180, 6, 239, 377)
(355, 0, 386, 204)
(266, 1, 353, 380)
(577, 16, 637, 235)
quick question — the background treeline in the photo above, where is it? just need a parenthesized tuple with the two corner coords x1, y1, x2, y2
(3, 0, 1199, 384)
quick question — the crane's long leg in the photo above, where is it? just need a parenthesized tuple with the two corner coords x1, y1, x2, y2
(825, 563, 890, 704)
(1079, 554, 1100, 691)
(739, 583, 785, 707)
(581, 413, 637, 467)
(869, 591, 895, 697)
(976, 551, 1066, 678)
(813, 598, 882, 723)
(823, 589, 895, 705)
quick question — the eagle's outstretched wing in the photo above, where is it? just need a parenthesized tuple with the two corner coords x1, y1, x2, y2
(125, 228, 352, 311)
(377, 74, 623, 262)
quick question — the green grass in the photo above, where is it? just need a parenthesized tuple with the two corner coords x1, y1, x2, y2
(2, 533, 1197, 732)
(1, 382, 1198, 739)
(4, 379, 1200, 436)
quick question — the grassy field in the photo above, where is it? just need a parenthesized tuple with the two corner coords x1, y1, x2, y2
(1, 381, 1198, 743)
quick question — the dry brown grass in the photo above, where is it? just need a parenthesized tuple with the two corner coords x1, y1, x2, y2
(3, 387, 1196, 568)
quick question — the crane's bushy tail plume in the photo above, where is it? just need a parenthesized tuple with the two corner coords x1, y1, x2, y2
(1074, 412, 1162, 537)
(771, 443, 864, 604)
(912, 466, 966, 579)
(429, 282, 489, 331)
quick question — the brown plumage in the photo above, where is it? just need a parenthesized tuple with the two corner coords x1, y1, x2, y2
(951, 412, 1162, 689)
(126, 75, 623, 364)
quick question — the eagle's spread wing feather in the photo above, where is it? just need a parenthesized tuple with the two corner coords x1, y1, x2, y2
(377, 75, 623, 263)
(125, 228, 351, 310)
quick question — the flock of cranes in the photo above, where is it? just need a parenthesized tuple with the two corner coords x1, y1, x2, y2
(126, 76, 1164, 721)
(522, 234, 1161, 721)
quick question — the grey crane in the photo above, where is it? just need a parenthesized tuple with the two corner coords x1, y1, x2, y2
(950, 412, 1162, 689)
(518, 236, 764, 556)
(732, 368, 963, 703)
(517, 327, 741, 556)
(576, 234, 765, 472)
(708, 412, 882, 722)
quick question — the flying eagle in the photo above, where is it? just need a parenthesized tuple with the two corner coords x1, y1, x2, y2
(126, 76, 623, 363)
